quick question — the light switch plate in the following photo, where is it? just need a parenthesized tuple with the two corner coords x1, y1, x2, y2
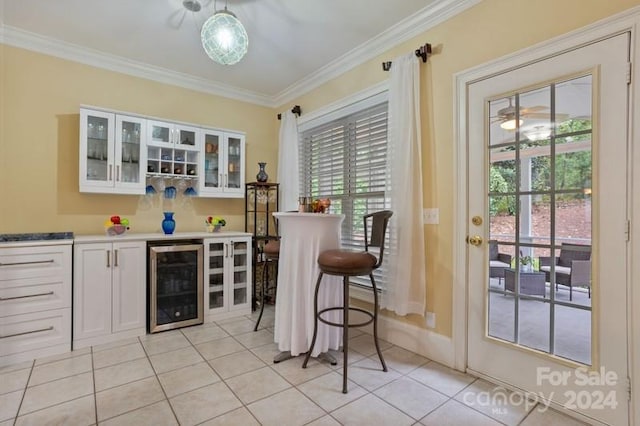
(423, 208, 439, 225)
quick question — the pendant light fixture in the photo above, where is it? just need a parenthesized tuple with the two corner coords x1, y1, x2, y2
(201, 0, 248, 65)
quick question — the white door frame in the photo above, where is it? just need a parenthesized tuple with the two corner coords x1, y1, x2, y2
(453, 6, 640, 424)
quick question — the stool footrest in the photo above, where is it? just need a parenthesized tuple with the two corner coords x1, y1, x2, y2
(317, 306, 374, 328)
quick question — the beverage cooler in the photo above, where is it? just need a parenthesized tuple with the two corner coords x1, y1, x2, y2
(148, 240, 203, 333)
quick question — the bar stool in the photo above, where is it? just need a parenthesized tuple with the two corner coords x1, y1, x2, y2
(254, 238, 280, 331)
(302, 210, 393, 393)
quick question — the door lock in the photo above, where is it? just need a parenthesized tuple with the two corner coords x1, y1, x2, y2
(468, 235, 483, 246)
(472, 216, 483, 226)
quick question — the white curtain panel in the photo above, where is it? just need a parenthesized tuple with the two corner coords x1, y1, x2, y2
(277, 111, 300, 211)
(382, 52, 427, 316)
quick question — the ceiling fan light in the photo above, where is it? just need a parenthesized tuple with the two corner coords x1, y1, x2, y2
(525, 125, 551, 141)
(500, 118, 523, 130)
(201, 9, 248, 65)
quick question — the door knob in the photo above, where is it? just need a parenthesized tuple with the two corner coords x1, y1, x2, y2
(468, 235, 483, 246)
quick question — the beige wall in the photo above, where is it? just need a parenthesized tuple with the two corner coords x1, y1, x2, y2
(284, 0, 639, 336)
(1, 0, 636, 339)
(0, 46, 278, 235)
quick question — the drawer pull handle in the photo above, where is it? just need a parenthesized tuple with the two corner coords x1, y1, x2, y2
(0, 259, 55, 267)
(0, 291, 54, 301)
(0, 326, 54, 339)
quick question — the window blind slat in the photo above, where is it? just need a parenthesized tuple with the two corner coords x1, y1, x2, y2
(299, 102, 390, 288)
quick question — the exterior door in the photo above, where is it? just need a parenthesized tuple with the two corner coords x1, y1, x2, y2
(467, 33, 629, 425)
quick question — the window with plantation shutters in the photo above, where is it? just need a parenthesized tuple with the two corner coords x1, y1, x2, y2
(299, 102, 390, 288)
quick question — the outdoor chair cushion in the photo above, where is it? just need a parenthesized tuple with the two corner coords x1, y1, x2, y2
(540, 265, 571, 276)
(490, 260, 510, 269)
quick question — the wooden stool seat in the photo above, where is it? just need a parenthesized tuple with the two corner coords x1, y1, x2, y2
(263, 240, 280, 257)
(318, 249, 377, 275)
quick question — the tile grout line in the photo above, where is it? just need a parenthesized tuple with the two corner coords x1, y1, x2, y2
(138, 334, 181, 425)
(183, 326, 254, 424)
(10, 359, 35, 425)
(90, 346, 98, 425)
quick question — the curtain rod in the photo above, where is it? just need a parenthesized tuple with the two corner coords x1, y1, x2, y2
(277, 105, 302, 120)
(382, 43, 431, 71)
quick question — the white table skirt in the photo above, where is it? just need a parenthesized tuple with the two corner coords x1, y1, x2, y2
(273, 212, 344, 357)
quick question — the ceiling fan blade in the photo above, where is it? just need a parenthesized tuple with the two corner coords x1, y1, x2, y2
(522, 112, 571, 121)
(521, 105, 548, 113)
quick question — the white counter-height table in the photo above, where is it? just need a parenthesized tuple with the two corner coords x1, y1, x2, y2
(272, 212, 345, 363)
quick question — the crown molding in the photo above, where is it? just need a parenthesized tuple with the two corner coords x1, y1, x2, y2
(272, 0, 481, 106)
(0, 25, 273, 107)
(0, 0, 479, 108)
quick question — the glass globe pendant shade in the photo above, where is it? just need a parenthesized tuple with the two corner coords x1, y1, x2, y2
(201, 9, 248, 65)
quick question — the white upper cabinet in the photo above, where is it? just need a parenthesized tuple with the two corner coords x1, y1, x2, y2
(147, 120, 199, 149)
(79, 108, 146, 194)
(79, 107, 244, 198)
(199, 129, 245, 198)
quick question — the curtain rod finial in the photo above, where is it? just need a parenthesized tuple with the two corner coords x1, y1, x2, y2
(278, 105, 302, 120)
(415, 43, 432, 63)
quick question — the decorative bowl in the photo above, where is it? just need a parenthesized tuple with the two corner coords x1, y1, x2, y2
(206, 224, 222, 233)
(106, 224, 128, 236)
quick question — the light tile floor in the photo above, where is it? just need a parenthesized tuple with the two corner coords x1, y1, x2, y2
(0, 307, 587, 426)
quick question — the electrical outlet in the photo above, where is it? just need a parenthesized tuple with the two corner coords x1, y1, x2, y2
(426, 312, 436, 328)
(423, 208, 439, 225)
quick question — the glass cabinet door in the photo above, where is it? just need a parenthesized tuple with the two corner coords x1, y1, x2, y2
(231, 240, 249, 307)
(176, 126, 197, 148)
(227, 135, 243, 190)
(203, 131, 222, 190)
(207, 241, 225, 310)
(148, 120, 172, 145)
(84, 112, 112, 183)
(116, 115, 144, 185)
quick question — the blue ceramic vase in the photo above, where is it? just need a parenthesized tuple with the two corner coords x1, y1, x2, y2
(162, 212, 176, 234)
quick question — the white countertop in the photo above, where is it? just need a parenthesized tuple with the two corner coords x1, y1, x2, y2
(73, 231, 252, 244)
(0, 231, 252, 248)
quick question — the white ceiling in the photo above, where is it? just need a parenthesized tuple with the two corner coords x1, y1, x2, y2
(0, 0, 477, 106)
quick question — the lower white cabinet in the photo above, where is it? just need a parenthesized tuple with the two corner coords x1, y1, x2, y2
(73, 241, 146, 347)
(204, 236, 251, 319)
(0, 242, 72, 366)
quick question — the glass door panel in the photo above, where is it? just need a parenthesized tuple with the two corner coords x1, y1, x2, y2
(208, 241, 225, 310)
(118, 119, 142, 184)
(149, 121, 171, 144)
(232, 241, 248, 306)
(177, 127, 196, 147)
(204, 133, 221, 189)
(227, 136, 242, 189)
(487, 75, 593, 365)
(149, 243, 203, 333)
(86, 115, 109, 181)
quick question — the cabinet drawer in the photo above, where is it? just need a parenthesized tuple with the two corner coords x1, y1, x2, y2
(0, 276, 71, 317)
(0, 246, 71, 281)
(0, 309, 71, 357)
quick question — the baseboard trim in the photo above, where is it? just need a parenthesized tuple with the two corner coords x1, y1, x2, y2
(369, 314, 455, 368)
(72, 328, 146, 350)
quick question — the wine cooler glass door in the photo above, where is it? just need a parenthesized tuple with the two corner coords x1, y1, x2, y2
(149, 243, 203, 333)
